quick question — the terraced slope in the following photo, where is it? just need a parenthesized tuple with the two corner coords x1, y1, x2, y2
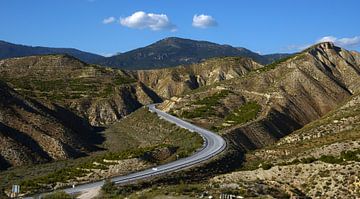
(0, 55, 161, 126)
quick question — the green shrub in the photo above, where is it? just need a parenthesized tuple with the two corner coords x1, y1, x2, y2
(223, 101, 261, 125)
(300, 156, 316, 164)
(261, 163, 273, 170)
(101, 179, 117, 194)
(318, 155, 342, 164)
(181, 90, 230, 118)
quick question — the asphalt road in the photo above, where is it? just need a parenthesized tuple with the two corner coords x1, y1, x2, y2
(30, 104, 226, 198)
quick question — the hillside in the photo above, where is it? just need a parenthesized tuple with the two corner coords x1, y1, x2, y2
(0, 107, 203, 196)
(0, 80, 99, 169)
(96, 37, 287, 69)
(0, 53, 254, 172)
(0, 40, 104, 63)
(95, 42, 360, 199)
(135, 56, 263, 98)
(0, 53, 164, 169)
(211, 92, 360, 198)
(0, 42, 359, 198)
(160, 42, 360, 151)
(0, 54, 161, 126)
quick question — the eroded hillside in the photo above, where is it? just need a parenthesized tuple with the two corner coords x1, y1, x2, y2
(0, 81, 99, 169)
(0, 55, 161, 126)
(160, 42, 360, 151)
(211, 92, 360, 198)
(136, 56, 263, 98)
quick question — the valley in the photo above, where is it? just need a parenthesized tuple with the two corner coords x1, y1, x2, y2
(0, 41, 359, 198)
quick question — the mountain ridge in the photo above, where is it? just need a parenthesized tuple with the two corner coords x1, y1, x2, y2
(0, 38, 291, 70)
(0, 40, 105, 63)
(96, 37, 283, 69)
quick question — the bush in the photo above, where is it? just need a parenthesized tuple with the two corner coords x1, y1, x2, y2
(101, 179, 117, 194)
(181, 90, 230, 118)
(223, 101, 261, 125)
(319, 155, 342, 164)
(300, 156, 316, 164)
(261, 163, 273, 170)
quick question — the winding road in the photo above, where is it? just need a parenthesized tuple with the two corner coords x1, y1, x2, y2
(31, 104, 226, 198)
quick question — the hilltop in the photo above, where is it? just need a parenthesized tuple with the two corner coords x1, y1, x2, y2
(96, 37, 290, 69)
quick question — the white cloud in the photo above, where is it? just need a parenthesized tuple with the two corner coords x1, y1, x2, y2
(317, 36, 360, 48)
(192, 14, 217, 28)
(285, 35, 360, 52)
(102, 17, 116, 24)
(120, 11, 176, 31)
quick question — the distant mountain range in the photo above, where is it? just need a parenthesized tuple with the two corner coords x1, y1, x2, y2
(95, 37, 292, 69)
(0, 37, 291, 70)
(0, 40, 104, 63)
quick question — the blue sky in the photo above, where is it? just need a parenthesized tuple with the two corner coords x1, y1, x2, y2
(1, 0, 359, 56)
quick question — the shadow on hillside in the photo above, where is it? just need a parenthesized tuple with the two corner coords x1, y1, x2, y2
(0, 122, 53, 162)
(28, 99, 106, 152)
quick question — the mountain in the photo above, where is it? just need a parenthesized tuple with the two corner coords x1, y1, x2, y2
(96, 37, 287, 69)
(0, 38, 291, 70)
(0, 40, 104, 63)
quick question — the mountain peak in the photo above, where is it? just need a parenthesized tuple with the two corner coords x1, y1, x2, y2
(313, 42, 335, 49)
(303, 42, 337, 53)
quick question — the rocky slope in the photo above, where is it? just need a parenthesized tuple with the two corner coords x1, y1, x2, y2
(210, 91, 360, 198)
(135, 56, 263, 98)
(0, 81, 99, 169)
(160, 42, 360, 152)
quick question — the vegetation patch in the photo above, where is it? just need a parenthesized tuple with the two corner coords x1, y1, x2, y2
(0, 67, 136, 102)
(18, 146, 163, 194)
(224, 101, 260, 125)
(256, 53, 300, 72)
(242, 148, 360, 172)
(180, 90, 230, 118)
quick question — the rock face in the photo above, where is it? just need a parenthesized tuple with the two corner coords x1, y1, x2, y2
(136, 57, 263, 98)
(162, 42, 360, 151)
